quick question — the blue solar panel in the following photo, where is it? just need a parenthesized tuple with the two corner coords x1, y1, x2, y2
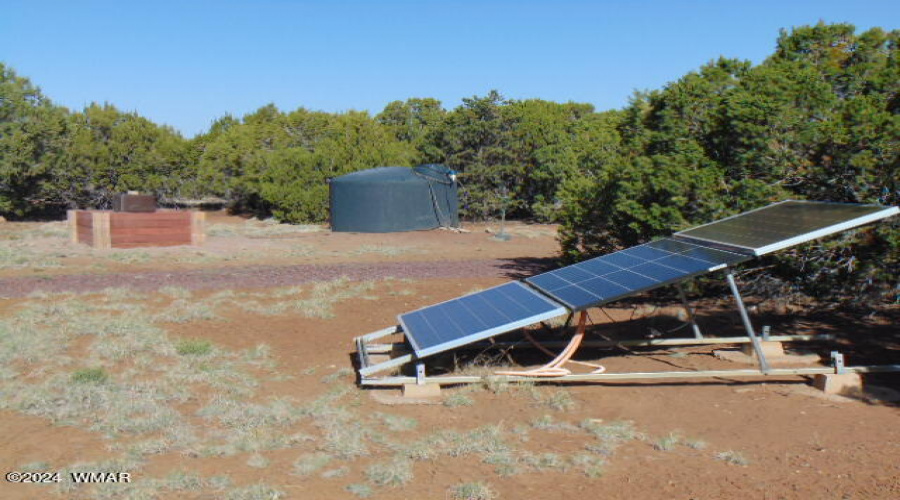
(399, 282, 567, 358)
(527, 238, 750, 310)
(675, 201, 900, 256)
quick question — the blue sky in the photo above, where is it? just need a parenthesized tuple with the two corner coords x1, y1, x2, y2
(2, 1, 897, 137)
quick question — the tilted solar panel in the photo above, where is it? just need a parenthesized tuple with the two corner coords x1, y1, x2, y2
(675, 200, 899, 256)
(526, 238, 749, 310)
(399, 282, 567, 358)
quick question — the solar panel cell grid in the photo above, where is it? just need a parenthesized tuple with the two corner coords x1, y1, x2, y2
(399, 281, 567, 358)
(675, 201, 898, 255)
(527, 238, 749, 310)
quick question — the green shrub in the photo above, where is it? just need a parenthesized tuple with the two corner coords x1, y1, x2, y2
(71, 368, 109, 384)
(176, 338, 213, 356)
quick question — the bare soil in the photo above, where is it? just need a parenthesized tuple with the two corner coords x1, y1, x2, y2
(1, 213, 898, 499)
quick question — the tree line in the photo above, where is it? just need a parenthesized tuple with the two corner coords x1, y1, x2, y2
(0, 23, 897, 301)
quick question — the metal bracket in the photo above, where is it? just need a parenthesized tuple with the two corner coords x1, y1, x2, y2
(725, 270, 771, 373)
(415, 363, 426, 385)
(677, 283, 703, 339)
(831, 351, 846, 374)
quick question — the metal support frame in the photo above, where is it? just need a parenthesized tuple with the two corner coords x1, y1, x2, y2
(677, 283, 703, 339)
(724, 269, 771, 373)
(353, 271, 899, 387)
(831, 351, 846, 374)
(359, 363, 900, 386)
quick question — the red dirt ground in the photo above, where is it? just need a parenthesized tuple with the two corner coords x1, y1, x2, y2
(1, 214, 898, 499)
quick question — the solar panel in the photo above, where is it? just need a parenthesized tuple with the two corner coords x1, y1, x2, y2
(675, 200, 899, 256)
(399, 282, 567, 358)
(526, 238, 749, 310)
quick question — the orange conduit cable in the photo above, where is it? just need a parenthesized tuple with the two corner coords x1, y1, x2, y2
(495, 310, 606, 377)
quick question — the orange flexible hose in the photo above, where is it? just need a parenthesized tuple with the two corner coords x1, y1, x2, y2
(495, 311, 606, 377)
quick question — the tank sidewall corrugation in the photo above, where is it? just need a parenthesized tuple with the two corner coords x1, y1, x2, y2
(330, 167, 456, 232)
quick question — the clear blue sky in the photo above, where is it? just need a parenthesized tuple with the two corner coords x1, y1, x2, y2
(2, 1, 897, 137)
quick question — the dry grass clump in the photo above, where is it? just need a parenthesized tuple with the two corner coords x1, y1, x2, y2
(684, 438, 708, 450)
(444, 392, 475, 407)
(293, 453, 333, 476)
(530, 414, 579, 432)
(373, 412, 418, 431)
(196, 396, 310, 456)
(246, 453, 270, 468)
(580, 419, 641, 455)
(715, 450, 750, 466)
(571, 453, 606, 478)
(223, 483, 285, 500)
(158, 300, 220, 323)
(365, 458, 414, 487)
(346, 483, 374, 498)
(448, 481, 499, 500)
(527, 387, 577, 412)
(654, 432, 680, 451)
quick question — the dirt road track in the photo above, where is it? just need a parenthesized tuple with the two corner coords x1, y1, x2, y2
(0, 258, 554, 298)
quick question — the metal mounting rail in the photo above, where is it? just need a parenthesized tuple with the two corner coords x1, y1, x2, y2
(359, 364, 900, 387)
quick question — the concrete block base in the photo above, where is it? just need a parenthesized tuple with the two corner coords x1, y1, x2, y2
(813, 373, 863, 395)
(741, 341, 785, 358)
(402, 383, 442, 399)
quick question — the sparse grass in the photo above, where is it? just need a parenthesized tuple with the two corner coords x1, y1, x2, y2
(571, 453, 606, 478)
(520, 452, 568, 471)
(715, 450, 750, 466)
(0, 258, 690, 498)
(293, 453, 333, 476)
(483, 450, 522, 476)
(529, 414, 578, 432)
(346, 483, 374, 498)
(449, 481, 499, 500)
(365, 458, 414, 487)
(374, 412, 418, 431)
(224, 483, 285, 500)
(243, 344, 273, 366)
(443, 424, 510, 458)
(531, 414, 556, 430)
(482, 376, 511, 394)
(351, 245, 418, 256)
(71, 367, 109, 384)
(246, 453, 270, 468)
(106, 251, 152, 264)
(542, 389, 577, 412)
(321, 466, 349, 479)
(158, 286, 192, 299)
(321, 367, 354, 384)
(231, 278, 376, 319)
(580, 419, 640, 455)
(654, 432, 680, 451)
(444, 392, 474, 407)
(196, 396, 310, 455)
(322, 423, 370, 459)
(684, 438, 708, 450)
(158, 300, 220, 323)
(19, 461, 51, 472)
(0, 246, 62, 269)
(176, 338, 214, 356)
(208, 219, 323, 238)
